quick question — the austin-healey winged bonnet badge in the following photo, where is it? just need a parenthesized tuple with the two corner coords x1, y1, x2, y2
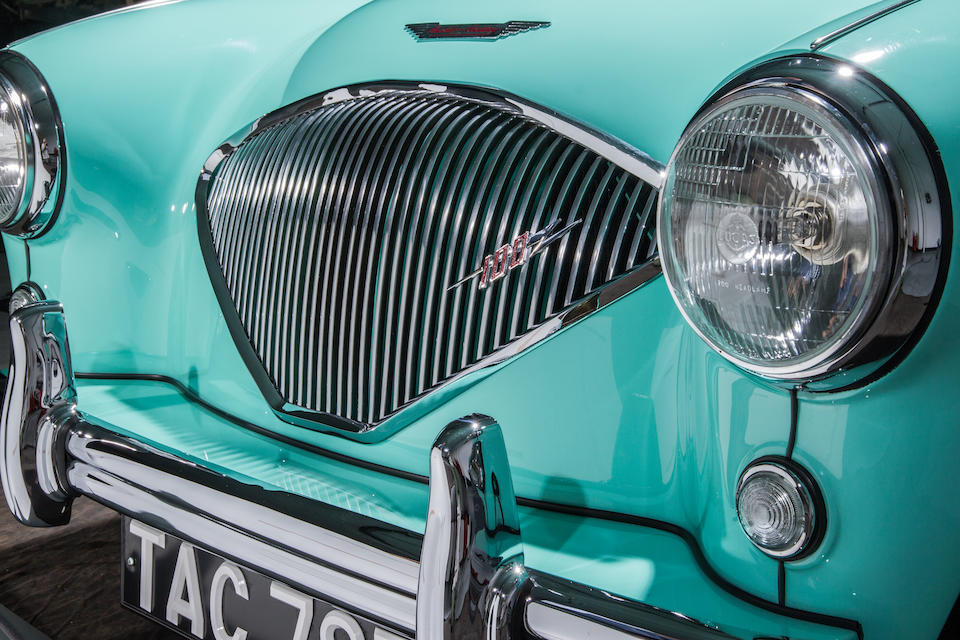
(405, 21, 550, 41)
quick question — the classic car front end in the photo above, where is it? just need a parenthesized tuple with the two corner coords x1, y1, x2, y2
(0, 0, 958, 638)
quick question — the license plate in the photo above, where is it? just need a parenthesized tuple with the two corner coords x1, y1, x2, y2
(121, 517, 409, 640)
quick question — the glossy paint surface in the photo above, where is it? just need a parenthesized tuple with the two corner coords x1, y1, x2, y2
(4, 0, 959, 637)
(77, 377, 852, 640)
(1, 236, 26, 287)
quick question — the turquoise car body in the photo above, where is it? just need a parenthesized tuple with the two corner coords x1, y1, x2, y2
(3, 0, 959, 638)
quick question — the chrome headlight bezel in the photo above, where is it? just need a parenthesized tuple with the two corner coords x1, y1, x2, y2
(0, 52, 65, 238)
(657, 55, 950, 388)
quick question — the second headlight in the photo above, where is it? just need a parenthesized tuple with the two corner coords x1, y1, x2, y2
(0, 52, 64, 238)
(0, 74, 28, 224)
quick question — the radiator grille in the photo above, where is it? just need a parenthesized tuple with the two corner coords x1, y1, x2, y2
(202, 87, 658, 427)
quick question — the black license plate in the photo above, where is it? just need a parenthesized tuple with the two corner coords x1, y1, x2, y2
(121, 517, 408, 640)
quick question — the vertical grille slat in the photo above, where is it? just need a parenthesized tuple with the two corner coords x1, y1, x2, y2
(347, 98, 417, 421)
(417, 109, 488, 390)
(228, 130, 279, 315)
(536, 149, 594, 323)
(484, 128, 553, 353)
(605, 180, 646, 281)
(369, 99, 451, 421)
(320, 98, 391, 415)
(439, 115, 513, 380)
(202, 87, 660, 428)
(397, 104, 478, 407)
(334, 98, 404, 416)
(264, 116, 320, 392)
(293, 105, 355, 407)
(360, 99, 440, 422)
(410, 107, 486, 397)
(279, 113, 336, 403)
(625, 183, 659, 270)
(382, 101, 465, 413)
(504, 136, 570, 343)
(474, 125, 542, 359)
(245, 127, 298, 352)
(459, 121, 531, 368)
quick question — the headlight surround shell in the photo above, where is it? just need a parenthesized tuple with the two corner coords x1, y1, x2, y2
(0, 52, 64, 238)
(657, 56, 949, 387)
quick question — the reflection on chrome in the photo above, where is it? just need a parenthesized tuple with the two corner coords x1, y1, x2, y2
(0, 52, 64, 237)
(417, 415, 524, 639)
(0, 300, 76, 526)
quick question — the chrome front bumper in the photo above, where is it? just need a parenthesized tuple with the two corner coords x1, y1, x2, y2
(0, 301, 735, 640)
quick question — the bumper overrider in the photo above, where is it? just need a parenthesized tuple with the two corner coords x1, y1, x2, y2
(0, 300, 738, 640)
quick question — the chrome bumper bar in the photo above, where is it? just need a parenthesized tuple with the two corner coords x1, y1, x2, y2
(0, 301, 734, 640)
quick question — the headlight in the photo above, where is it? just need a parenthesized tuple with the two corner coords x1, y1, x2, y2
(0, 76, 28, 223)
(0, 53, 64, 238)
(658, 56, 947, 384)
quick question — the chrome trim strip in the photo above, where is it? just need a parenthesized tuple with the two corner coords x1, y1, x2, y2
(304, 84, 666, 185)
(809, 0, 921, 50)
(522, 574, 739, 640)
(375, 258, 663, 425)
(66, 460, 418, 632)
(526, 602, 641, 640)
(7, 0, 183, 49)
(506, 98, 663, 186)
(67, 429, 420, 595)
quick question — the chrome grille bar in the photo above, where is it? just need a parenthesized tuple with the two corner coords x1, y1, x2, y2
(199, 83, 662, 433)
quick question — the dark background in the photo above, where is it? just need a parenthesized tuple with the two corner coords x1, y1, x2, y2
(1, 3, 180, 638)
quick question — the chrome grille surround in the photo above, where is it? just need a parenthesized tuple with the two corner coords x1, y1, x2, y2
(196, 82, 664, 441)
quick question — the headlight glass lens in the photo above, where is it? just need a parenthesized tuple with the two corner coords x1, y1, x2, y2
(0, 79, 27, 224)
(660, 87, 891, 377)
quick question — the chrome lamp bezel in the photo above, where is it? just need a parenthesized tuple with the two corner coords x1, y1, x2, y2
(0, 52, 65, 238)
(657, 55, 949, 388)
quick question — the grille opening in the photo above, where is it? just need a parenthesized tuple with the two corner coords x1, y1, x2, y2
(202, 87, 659, 427)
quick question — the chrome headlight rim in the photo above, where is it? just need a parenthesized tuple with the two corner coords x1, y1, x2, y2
(0, 51, 65, 238)
(657, 54, 950, 388)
